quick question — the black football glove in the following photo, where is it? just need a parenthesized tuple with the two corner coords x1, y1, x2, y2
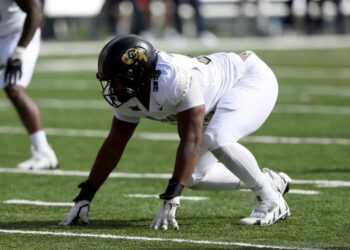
(5, 47, 25, 85)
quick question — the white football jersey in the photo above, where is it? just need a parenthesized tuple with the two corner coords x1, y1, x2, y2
(115, 51, 245, 125)
(0, 0, 26, 37)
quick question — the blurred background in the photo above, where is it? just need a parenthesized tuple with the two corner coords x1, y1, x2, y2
(41, 0, 350, 46)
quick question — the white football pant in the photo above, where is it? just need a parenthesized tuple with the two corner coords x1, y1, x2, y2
(0, 28, 41, 88)
(188, 52, 279, 200)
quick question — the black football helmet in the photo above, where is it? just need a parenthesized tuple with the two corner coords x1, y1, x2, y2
(96, 34, 158, 108)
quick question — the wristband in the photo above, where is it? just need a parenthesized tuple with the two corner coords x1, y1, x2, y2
(12, 47, 26, 61)
(73, 180, 98, 202)
(159, 177, 184, 200)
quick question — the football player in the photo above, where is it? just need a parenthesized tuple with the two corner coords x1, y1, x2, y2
(60, 34, 291, 228)
(0, 0, 58, 169)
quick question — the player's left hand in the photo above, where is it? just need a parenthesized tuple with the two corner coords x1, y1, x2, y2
(5, 47, 25, 85)
(150, 197, 180, 230)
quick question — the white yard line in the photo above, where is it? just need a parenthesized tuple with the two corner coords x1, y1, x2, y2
(3, 200, 74, 207)
(124, 194, 209, 201)
(30, 79, 97, 90)
(3, 195, 209, 207)
(0, 228, 323, 249)
(1, 191, 318, 209)
(288, 189, 321, 195)
(33, 59, 350, 80)
(5, 77, 350, 98)
(0, 167, 349, 188)
(35, 99, 107, 110)
(0, 102, 11, 110)
(0, 167, 171, 179)
(273, 66, 350, 80)
(36, 59, 97, 72)
(243, 135, 350, 146)
(0, 126, 350, 146)
(0, 126, 109, 138)
(136, 132, 179, 141)
(274, 105, 350, 115)
(1, 98, 350, 115)
(281, 85, 350, 98)
(0, 99, 108, 110)
(240, 189, 321, 195)
(292, 179, 350, 187)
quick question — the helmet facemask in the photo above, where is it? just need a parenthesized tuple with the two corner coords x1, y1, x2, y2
(97, 73, 144, 108)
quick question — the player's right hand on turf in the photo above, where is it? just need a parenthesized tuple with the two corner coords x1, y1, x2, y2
(150, 197, 180, 230)
(59, 200, 90, 225)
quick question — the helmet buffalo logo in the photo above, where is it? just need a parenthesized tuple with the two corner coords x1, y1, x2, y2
(122, 48, 148, 65)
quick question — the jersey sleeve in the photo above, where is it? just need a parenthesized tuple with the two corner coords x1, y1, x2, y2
(176, 68, 204, 112)
(114, 109, 141, 124)
(167, 65, 192, 106)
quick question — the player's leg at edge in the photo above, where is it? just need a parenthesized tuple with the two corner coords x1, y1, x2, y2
(4, 86, 59, 170)
(1, 29, 58, 170)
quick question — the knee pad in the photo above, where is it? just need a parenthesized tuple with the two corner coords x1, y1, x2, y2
(203, 131, 236, 151)
(203, 132, 221, 151)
